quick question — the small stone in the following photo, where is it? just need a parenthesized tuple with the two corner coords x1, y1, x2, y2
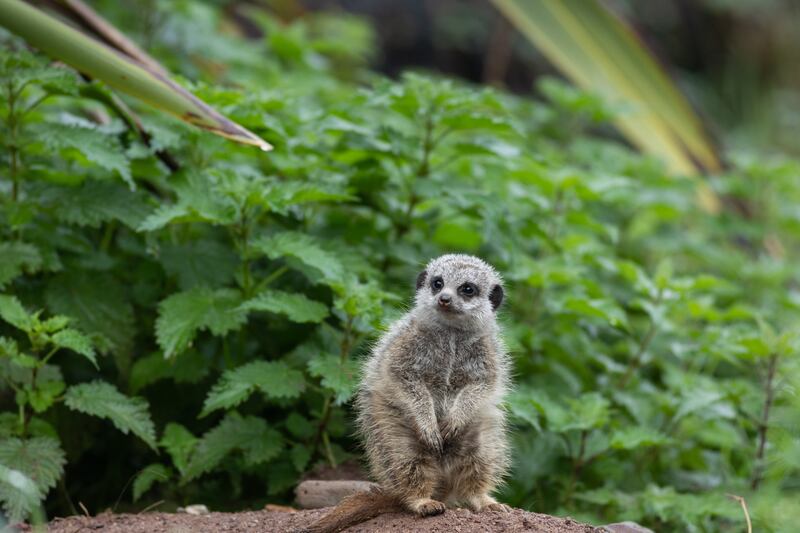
(602, 521, 656, 533)
(264, 503, 297, 513)
(177, 504, 209, 515)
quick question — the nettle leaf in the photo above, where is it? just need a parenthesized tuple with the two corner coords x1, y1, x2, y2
(261, 181, 355, 213)
(160, 240, 239, 290)
(307, 353, 359, 405)
(290, 444, 311, 472)
(0, 464, 41, 523)
(563, 297, 629, 330)
(0, 437, 65, 522)
(160, 423, 198, 476)
(64, 381, 157, 449)
(201, 360, 305, 416)
(156, 288, 247, 358)
(34, 122, 131, 186)
(138, 173, 238, 231)
(252, 232, 344, 284)
(0, 242, 42, 288)
(506, 389, 543, 431)
(132, 464, 171, 502)
(130, 350, 209, 392)
(285, 412, 314, 440)
(0, 294, 33, 332)
(610, 427, 670, 450)
(26, 380, 66, 413)
(44, 181, 152, 229)
(45, 272, 135, 355)
(50, 329, 98, 368)
(183, 413, 283, 481)
(239, 290, 328, 324)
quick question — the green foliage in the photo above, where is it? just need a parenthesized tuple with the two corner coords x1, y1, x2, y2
(132, 464, 171, 502)
(64, 382, 157, 449)
(1, 4, 799, 531)
(0, 437, 65, 521)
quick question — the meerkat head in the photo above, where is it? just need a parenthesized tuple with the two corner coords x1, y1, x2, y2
(413, 254, 503, 330)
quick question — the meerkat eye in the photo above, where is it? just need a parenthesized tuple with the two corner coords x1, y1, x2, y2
(458, 282, 478, 297)
(431, 276, 444, 292)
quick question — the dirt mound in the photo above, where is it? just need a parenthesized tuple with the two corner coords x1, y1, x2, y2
(46, 507, 601, 532)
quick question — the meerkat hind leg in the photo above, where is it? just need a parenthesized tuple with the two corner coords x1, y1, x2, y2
(447, 450, 510, 513)
(391, 455, 446, 517)
(466, 494, 512, 513)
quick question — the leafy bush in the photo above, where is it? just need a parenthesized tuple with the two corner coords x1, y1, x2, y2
(1, 3, 799, 531)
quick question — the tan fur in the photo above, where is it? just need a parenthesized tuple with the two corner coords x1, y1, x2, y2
(302, 255, 511, 532)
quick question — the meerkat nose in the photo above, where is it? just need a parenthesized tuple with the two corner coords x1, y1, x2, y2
(438, 294, 452, 307)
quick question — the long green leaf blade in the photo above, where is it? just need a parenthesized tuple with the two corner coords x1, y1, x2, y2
(0, 0, 272, 151)
(491, 0, 720, 176)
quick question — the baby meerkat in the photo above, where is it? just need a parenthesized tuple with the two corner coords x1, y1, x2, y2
(302, 254, 511, 533)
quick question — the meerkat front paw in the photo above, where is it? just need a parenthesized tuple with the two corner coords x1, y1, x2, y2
(418, 426, 444, 455)
(439, 419, 461, 442)
(408, 498, 447, 516)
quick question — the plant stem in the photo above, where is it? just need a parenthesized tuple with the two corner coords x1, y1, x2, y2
(396, 111, 435, 239)
(751, 353, 779, 491)
(617, 289, 663, 387)
(6, 81, 21, 202)
(310, 317, 355, 464)
(563, 429, 588, 507)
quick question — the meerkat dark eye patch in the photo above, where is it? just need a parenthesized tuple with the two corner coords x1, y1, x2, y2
(416, 270, 428, 290)
(430, 276, 444, 293)
(458, 282, 479, 298)
(489, 284, 503, 310)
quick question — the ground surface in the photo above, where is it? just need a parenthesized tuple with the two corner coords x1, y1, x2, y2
(46, 507, 601, 532)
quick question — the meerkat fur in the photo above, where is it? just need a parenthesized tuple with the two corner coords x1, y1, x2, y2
(301, 254, 511, 533)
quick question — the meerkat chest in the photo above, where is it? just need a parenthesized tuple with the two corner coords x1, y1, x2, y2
(413, 335, 491, 393)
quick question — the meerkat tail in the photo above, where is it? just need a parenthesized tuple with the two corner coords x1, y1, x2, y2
(296, 486, 401, 533)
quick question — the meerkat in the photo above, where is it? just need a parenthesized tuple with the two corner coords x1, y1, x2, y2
(301, 254, 511, 533)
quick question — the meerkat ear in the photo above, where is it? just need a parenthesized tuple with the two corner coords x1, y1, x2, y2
(416, 270, 428, 291)
(489, 284, 504, 311)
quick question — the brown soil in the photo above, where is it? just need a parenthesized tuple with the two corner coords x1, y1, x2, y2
(45, 507, 601, 533)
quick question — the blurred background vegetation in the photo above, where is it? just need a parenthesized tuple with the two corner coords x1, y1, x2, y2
(1, 0, 799, 531)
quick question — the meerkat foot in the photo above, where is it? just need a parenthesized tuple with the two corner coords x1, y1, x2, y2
(408, 498, 446, 517)
(467, 495, 511, 513)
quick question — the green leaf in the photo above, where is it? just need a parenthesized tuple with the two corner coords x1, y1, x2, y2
(0, 242, 42, 289)
(50, 328, 98, 368)
(45, 272, 135, 355)
(0, 437, 65, 521)
(201, 360, 305, 416)
(0, 464, 42, 523)
(252, 232, 344, 284)
(183, 413, 283, 481)
(26, 380, 65, 413)
(563, 297, 629, 329)
(307, 353, 359, 405)
(137, 173, 238, 231)
(160, 423, 197, 477)
(432, 218, 483, 252)
(285, 412, 314, 440)
(239, 290, 328, 324)
(290, 444, 311, 472)
(34, 121, 131, 185)
(160, 240, 239, 290)
(64, 381, 157, 449)
(45, 181, 152, 229)
(0, 294, 32, 332)
(506, 389, 542, 431)
(132, 464, 171, 502)
(610, 427, 670, 450)
(156, 288, 247, 358)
